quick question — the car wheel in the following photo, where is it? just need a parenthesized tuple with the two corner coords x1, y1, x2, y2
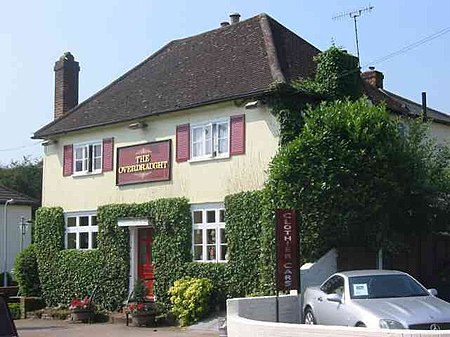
(304, 308, 316, 325)
(356, 322, 366, 328)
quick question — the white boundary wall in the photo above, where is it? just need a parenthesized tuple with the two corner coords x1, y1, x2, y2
(227, 295, 450, 337)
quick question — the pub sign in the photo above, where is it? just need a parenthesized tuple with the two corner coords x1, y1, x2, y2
(276, 209, 299, 291)
(117, 140, 171, 185)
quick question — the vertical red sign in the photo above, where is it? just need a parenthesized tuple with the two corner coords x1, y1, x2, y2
(276, 209, 299, 291)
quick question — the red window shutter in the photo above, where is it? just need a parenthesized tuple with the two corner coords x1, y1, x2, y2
(176, 124, 190, 162)
(230, 115, 245, 155)
(102, 137, 114, 172)
(63, 144, 73, 176)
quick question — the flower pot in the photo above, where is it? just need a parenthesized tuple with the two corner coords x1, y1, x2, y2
(131, 312, 155, 327)
(71, 309, 93, 323)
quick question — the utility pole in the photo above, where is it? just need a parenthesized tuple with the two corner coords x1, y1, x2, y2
(333, 5, 374, 68)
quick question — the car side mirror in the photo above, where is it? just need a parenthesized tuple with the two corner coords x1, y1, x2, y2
(326, 293, 343, 303)
(428, 288, 438, 296)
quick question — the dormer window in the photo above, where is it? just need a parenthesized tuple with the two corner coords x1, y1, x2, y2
(74, 142, 102, 175)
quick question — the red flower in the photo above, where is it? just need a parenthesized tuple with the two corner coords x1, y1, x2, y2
(69, 296, 93, 310)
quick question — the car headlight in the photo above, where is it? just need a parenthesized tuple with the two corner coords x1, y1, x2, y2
(379, 319, 405, 329)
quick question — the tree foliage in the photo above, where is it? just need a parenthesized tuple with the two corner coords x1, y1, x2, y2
(265, 99, 450, 263)
(0, 157, 42, 203)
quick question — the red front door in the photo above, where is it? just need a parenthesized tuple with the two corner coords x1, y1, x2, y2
(138, 228, 154, 299)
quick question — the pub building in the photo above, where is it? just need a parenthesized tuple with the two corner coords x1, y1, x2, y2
(33, 13, 450, 297)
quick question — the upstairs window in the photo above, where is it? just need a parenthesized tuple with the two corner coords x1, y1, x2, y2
(191, 120, 229, 160)
(63, 138, 114, 177)
(176, 115, 244, 163)
(74, 142, 102, 174)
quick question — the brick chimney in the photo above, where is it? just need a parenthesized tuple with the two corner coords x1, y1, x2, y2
(54, 52, 79, 119)
(362, 66, 384, 89)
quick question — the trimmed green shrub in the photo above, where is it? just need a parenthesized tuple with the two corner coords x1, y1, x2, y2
(169, 277, 213, 326)
(183, 262, 229, 309)
(14, 244, 41, 296)
(224, 191, 264, 297)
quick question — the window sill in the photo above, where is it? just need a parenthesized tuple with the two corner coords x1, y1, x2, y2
(72, 171, 103, 177)
(188, 154, 230, 164)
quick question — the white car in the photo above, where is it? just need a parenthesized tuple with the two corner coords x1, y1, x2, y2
(303, 270, 450, 330)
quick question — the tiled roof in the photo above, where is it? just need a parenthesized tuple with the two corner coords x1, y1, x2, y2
(381, 89, 450, 125)
(363, 81, 450, 124)
(0, 185, 39, 206)
(33, 13, 320, 139)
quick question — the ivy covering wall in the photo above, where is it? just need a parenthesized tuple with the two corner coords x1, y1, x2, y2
(224, 191, 264, 297)
(34, 198, 192, 309)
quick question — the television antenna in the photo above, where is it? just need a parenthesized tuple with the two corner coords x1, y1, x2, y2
(333, 5, 374, 68)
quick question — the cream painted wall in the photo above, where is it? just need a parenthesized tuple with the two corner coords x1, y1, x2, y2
(42, 101, 280, 211)
(0, 204, 32, 274)
(430, 121, 450, 145)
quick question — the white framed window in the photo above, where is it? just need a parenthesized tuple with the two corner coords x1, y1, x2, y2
(190, 119, 229, 160)
(192, 204, 227, 263)
(65, 212, 98, 250)
(74, 141, 102, 175)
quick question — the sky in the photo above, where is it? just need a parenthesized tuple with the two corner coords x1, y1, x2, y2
(1, 0, 449, 165)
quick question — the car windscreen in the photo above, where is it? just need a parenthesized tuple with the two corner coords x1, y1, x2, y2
(349, 274, 429, 299)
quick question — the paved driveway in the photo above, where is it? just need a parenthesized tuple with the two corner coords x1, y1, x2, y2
(15, 319, 219, 337)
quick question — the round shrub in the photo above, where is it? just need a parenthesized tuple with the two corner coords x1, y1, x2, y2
(169, 277, 213, 326)
(14, 244, 41, 296)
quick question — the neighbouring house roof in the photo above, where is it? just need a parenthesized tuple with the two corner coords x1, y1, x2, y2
(33, 13, 320, 139)
(382, 89, 450, 125)
(363, 81, 450, 125)
(0, 185, 39, 206)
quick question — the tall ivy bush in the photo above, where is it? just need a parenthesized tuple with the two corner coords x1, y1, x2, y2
(259, 99, 450, 292)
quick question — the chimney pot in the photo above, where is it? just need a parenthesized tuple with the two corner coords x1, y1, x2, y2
(230, 13, 240, 24)
(54, 52, 80, 120)
(220, 21, 230, 27)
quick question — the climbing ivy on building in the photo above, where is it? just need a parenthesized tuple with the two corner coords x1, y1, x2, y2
(224, 191, 264, 297)
(34, 198, 192, 309)
(267, 46, 362, 144)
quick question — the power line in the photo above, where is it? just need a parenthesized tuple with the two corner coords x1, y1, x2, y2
(0, 142, 41, 152)
(368, 26, 450, 66)
(333, 25, 450, 81)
